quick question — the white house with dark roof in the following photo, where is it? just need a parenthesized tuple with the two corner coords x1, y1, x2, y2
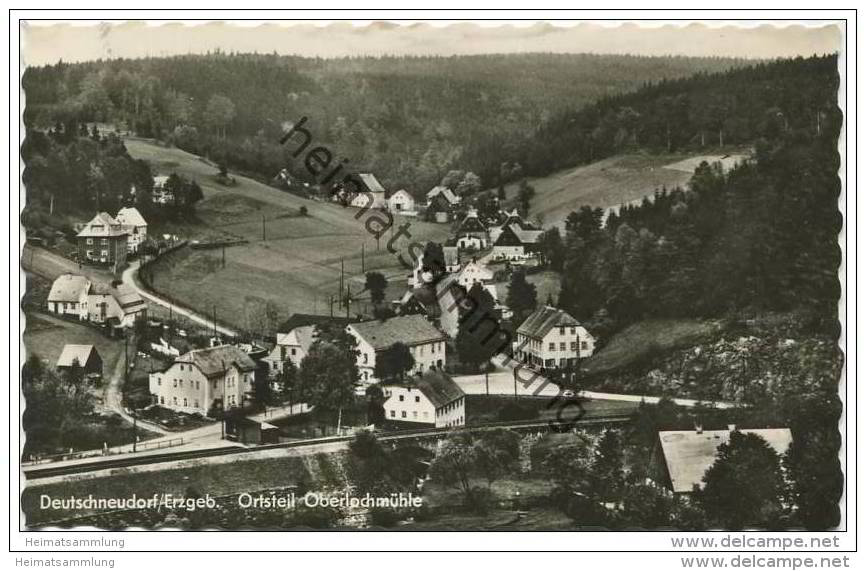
(347, 314, 447, 385)
(654, 427, 794, 494)
(115, 206, 148, 253)
(454, 259, 494, 290)
(456, 209, 489, 250)
(382, 370, 466, 428)
(47, 274, 91, 320)
(515, 306, 595, 369)
(149, 345, 258, 413)
(262, 324, 317, 377)
(492, 223, 543, 260)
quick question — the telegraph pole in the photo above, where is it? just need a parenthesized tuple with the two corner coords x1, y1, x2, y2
(212, 305, 217, 340)
(262, 214, 266, 241)
(361, 244, 365, 273)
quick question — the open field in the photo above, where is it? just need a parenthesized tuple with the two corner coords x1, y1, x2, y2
(23, 312, 126, 378)
(501, 151, 749, 228)
(126, 138, 451, 330)
(583, 318, 726, 376)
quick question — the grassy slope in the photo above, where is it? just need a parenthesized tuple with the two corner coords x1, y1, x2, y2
(126, 139, 452, 329)
(501, 151, 748, 228)
(583, 319, 726, 376)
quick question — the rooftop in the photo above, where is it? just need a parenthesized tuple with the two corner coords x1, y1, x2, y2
(77, 212, 127, 238)
(517, 305, 581, 339)
(658, 428, 794, 493)
(175, 344, 258, 378)
(56, 344, 99, 368)
(350, 314, 445, 351)
(409, 370, 465, 409)
(116, 206, 148, 228)
(358, 173, 386, 194)
(48, 274, 90, 303)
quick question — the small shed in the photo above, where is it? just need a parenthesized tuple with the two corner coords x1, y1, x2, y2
(56, 344, 103, 377)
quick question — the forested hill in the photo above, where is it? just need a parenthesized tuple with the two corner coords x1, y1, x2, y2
(22, 52, 749, 193)
(520, 55, 839, 176)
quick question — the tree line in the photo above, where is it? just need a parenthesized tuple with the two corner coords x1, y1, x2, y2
(22, 52, 750, 198)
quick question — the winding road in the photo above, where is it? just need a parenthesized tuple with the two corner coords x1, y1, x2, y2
(121, 259, 238, 337)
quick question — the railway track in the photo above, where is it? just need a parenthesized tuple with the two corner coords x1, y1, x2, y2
(23, 414, 633, 481)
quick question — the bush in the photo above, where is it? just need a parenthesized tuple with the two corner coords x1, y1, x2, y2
(465, 486, 495, 515)
(299, 206, 308, 216)
(369, 507, 402, 527)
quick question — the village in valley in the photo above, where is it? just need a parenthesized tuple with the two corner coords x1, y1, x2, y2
(20, 46, 843, 531)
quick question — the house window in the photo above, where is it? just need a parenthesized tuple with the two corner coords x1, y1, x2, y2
(160, 396, 165, 404)
(101, 249, 109, 257)
(571, 342, 578, 351)
(157, 378, 161, 386)
(413, 411, 418, 419)
(581, 341, 588, 350)
(179, 379, 183, 388)
(173, 379, 177, 388)
(390, 410, 395, 418)
(401, 411, 407, 419)
(415, 396, 420, 403)
(549, 342, 555, 351)
(86, 238, 93, 245)
(291, 348, 296, 355)
(570, 327, 576, 334)
(560, 342, 566, 351)
(183, 398, 188, 407)
(173, 397, 177, 405)
(399, 395, 404, 402)
(194, 400, 199, 408)
(86, 250, 93, 258)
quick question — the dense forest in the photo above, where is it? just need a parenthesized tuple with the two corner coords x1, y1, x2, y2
(22, 52, 750, 195)
(551, 118, 841, 334)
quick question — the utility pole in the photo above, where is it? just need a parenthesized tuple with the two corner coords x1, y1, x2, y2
(361, 243, 365, 273)
(222, 245, 226, 268)
(339, 258, 344, 308)
(262, 214, 266, 241)
(125, 335, 137, 452)
(329, 295, 334, 317)
(213, 305, 217, 340)
(345, 284, 350, 319)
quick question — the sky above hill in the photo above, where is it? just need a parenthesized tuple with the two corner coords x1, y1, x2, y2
(21, 21, 842, 66)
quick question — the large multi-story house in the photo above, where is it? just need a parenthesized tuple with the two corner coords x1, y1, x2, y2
(514, 306, 596, 370)
(149, 345, 257, 414)
(262, 324, 317, 377)
(47, 274, 91, 320)
(151, 175, 175, 205)
(115, 206, 148, 254)
(382, 370, 466, 428)
(347, 314, 447, 385)
(491, 223, 543, 260)
(76, 212, 128, 268)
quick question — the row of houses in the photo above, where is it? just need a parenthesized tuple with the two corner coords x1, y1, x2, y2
(454, 208, 543, 260)
(75, 207, 148, 268)
(47, 273, 147, 329)
(339, 173, 464, 222)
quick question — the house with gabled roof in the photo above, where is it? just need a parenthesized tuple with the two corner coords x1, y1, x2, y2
(115, 206, 148, 254)
(349, 173, 387, 209)
(455, 208, 489, 250)
(56, 344, 103, 377)
(387, 189, 416, 214)
(653, 426, 793, 494)
(47, 274, 91, 320)
(382, 370, 466, 428)
(76, 212, 128, 268)
(87, 283, 147, 328)
(262, 324, 317, 378)
(348, 314, 447, 385)
(515, 306, 595, 370)
(149, 344, 257, 413)
(492, 223, 543, 260)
